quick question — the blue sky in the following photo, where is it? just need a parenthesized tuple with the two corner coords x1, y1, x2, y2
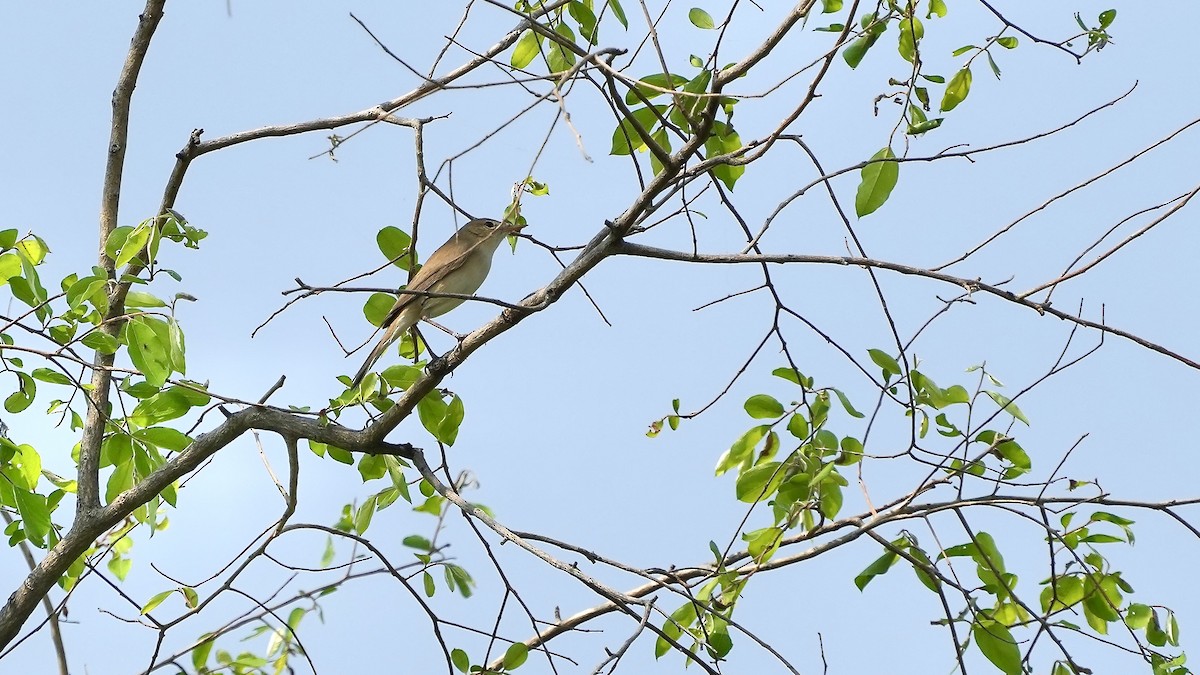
(0, 2, 1197, 673)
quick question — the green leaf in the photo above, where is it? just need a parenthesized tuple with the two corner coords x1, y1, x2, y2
(0, 253, 22, 283)
(867, 349, 901, 378)
(141, 589, 174, 615)
(191, 635, 215, 670)
(972, 619, 1021, 675)
(897, 16, 924, 63)
(14, 488, 50, 547)
(1098, 9, 1116, 29)
(16, 235, 49, 265)
(772, 367, 806, 386)
(125, 317, 172, 387)
(511, 30, 540, 69)
(363, 292, 397, 328)
(451, 649, 470, 674)
(546, 23, 577, 73)
(1040, 575, 1084, 612)
(569, 1, 599, 44)
(376, 226, 414, 270)
(786, 413, 809, 439)
(354, 495, 377, 535)
(4, 373, 35, 414)
(734, 462, 784, 503)
(997, 36, 1018, 49)
(114, 223, 151, 268)
(445, 563, 474, 597)
(610, 106, 664, 155)
(927, 0, 947, 18)
(688, 7, 714, 29)
(705, 127, 745, 190)
(129, 390, 190, 427)
(940, 67, 972, 112)
(854, 549, 898, 590)
(133, 427, 193, 452)
(714, 424, 769, 475)
(357, 454, 386, 482)
(830, 388, 864, 418)
(81, 331, 120, 355)
(502, 642, 529, 670)
(125, 290, 166, 308)
(437, 395, 465, 446)
(744, 394, 784, 419)
(985, 391, 1029, 425)
(607, 0, 628, 28)
(402, 534, 433, 551)
(855, 147, 899, 217)
(821, 0, 842, 12)
(422, 571, 436, 597)
(624, 73, 689, 104)
(0, 229, 17, 250)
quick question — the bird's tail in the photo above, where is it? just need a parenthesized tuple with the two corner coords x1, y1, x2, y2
(349, 321, 402, 388)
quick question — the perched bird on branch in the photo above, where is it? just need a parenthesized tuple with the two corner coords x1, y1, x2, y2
(350, 217, 519, 386)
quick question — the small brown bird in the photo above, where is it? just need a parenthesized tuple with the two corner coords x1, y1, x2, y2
(350, 217, 519, 386)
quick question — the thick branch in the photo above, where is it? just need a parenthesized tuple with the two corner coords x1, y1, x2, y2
(79, 0, 166, 517)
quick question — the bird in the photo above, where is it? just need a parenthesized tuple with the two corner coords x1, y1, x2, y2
(350, 217, 519, 387)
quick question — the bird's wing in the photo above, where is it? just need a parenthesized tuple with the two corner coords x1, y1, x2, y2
(380, 230, 484, 327)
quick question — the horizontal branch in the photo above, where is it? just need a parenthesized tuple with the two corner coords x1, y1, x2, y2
(612, 241, 1200, 371)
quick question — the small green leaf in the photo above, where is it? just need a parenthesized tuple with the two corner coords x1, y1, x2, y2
(831, 388, 864, 418)
(4, 373, 35, 414)
(688, 7, 714, 29)
(125, 291, 166, 308)
(607, 0, 628, 28)
(854, 549, 898, 590)
(125, 317, 172, 387)
(502, 642, 529, 670)
(30, 368, 71, 386)
(610, 106, 664, 156)
(996, 36, 1018, 49)
(133, 427, 193, 452)
(376, 226, 414, 270)
(1098, 9, 1116, 29)
(973, 619, 1021, 675)
(129, 390, 190, 427)
(141, 590, 175, 615)
(927, 0, 947, 18)
(735, 462, 784, 503)
(191, 635, 215, 670)
(82, 331, 120, 355)
(744, 394, 784, 419)
(624, 73, 689, 104)
(985, 391, 1030, 425)
(786, 413, 809, 439)
(867, 349, 901, 378)
(364, 292, 397, 328)
(0, 253, 22, 283)
(940, 67, 972, 111)
(855, 147, 899, 217)
(714, 425, 769, 475)
(511, 29, 540, 69)
(897, 16, 924, 63)
(451, 648, 470, 673)
(354, 495, 377, 535)
(821, 0, 842, 12)
(357, 454, 387, 482)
